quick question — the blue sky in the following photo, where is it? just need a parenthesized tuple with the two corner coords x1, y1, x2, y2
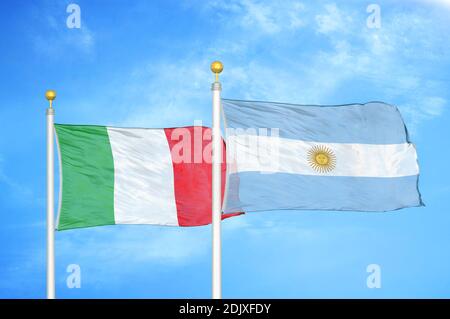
(0, 0, 450, 298)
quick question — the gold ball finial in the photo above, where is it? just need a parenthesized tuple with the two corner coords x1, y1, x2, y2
(211, 61, 223, 82)
(45, 90, 56, 108)
(211, 61, 223, 74)
(45, 90, 56, 101)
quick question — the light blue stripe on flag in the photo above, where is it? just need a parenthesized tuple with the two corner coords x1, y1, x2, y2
(222, 99, 423, 213)
(222, 99, 410, 144)
(225, 173, 422, 212)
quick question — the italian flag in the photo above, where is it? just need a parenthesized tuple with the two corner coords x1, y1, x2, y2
(55, 124, 241, 230)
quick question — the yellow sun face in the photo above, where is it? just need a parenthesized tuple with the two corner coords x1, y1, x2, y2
(307, 145, 336, 173)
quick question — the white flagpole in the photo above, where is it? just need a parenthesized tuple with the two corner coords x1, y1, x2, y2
(211, 61, 223, 299)
(45, 90, 56, 299)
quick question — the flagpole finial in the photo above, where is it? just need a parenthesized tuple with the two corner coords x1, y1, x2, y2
(45, 90, 56, 108)
(211, 61, 223, 82)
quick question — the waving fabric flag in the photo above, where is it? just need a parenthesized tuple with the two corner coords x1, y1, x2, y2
(55, 124, 241, 230)
(222, 99, 423, 213)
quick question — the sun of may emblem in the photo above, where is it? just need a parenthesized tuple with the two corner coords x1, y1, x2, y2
(307, 145, 336, 173)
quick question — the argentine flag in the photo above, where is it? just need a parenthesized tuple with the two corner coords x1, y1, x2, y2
(222, 99, 423, 213)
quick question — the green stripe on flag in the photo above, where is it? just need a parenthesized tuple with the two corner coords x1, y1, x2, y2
(55, 124, 115, 230)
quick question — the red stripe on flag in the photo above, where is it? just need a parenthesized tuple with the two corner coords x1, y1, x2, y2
(164, 126, 243, 226)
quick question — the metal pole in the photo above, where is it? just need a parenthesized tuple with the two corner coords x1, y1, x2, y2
(45, 90, 56, 299)
(211, 61, 223, 299)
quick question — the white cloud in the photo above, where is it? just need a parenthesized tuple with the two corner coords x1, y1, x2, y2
(315, 3, 351, 34)
(30, 4, 95, 57)
(240, 0, 305, 33)
(424, 97, 446, 116)
(418, 0, 450, 8)
(401, 96, 447, 130)
(33, 26, 94, 57)
(93, 1, 448, 135)
(204, 0, 306, 34)
(116, 58, 213, 128)
(307, 4, 450, 134)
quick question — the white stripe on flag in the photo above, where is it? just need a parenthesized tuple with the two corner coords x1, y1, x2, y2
(227, 135, 419, 178)
(107, 128, 178, 225)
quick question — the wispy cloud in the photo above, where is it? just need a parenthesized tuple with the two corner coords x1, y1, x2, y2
(418, 0, 450, 8)
(204, 0, 306, 34)
(213, 1, 448, 133)
(82, 1, 447, 137)
(29, 4, 95, 57)
(117, 58, 212, 128)
(0, 155, 42, 207)
(315, 3, 352, 34)
(32, 26, 94, 57)
(18, 2, 449, 132)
